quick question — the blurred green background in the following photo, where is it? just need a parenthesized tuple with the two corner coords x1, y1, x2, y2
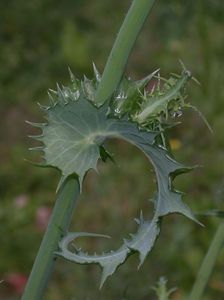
(0, 0, 224, 299)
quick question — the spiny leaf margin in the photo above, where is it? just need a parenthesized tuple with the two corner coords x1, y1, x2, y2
(28, 65, 197, 287)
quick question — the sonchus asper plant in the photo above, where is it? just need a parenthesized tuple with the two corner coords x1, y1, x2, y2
(22, 0, 217, 299)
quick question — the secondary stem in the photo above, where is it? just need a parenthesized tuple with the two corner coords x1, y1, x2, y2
(188, 221, 224, 300)
(22, 176, 80, 300)
(95, 0, 156, 106)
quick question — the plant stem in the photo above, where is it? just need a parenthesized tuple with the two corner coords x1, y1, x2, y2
(188, 221, 224, 300)
(22, 176, 80, 300)
(95, 0, 156, 106)
(22, 1, 157, 298)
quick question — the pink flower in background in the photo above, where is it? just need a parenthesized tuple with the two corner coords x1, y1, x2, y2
(5, 273, 28, 294)
(14, 194, 29, 208)
(35, 206, 52, 231)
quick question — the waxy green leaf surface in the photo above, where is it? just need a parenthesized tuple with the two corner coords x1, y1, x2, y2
(29, 70, 196, 287)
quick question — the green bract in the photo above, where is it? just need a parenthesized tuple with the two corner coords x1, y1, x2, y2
(29, 65, 196, 287)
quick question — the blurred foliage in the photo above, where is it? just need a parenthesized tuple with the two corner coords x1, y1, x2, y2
(0, 0, 223, 299)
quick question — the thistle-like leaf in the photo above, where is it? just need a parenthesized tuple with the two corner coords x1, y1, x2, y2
(28, 66, 198, 287)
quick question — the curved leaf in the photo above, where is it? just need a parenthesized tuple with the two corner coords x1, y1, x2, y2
(28, 69, 196, 287)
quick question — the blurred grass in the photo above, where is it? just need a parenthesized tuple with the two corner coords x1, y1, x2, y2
(0, 0, 224, 299)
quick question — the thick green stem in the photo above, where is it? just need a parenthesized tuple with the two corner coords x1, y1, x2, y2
(188, 222, 224, 300)
(22, 1, 157, 298)
(95, 0, 156, 106)
(22, 176, 80, 300)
